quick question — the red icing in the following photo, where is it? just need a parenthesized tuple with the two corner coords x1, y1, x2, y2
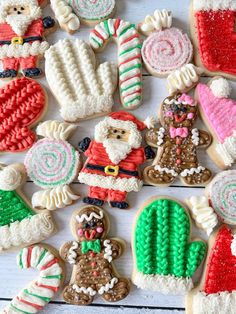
(17, 296, 43, 310)
(204, 226, 236, 294)
(35, 282, 59, 292)
(195, 10, 236, 76)
(27, 246, 33, 268)
(40, 258, 58, 271)
(0, 77, 46, 152)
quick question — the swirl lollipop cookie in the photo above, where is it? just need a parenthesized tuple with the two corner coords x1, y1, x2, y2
(139, 10, 193, 77)
(24, 121, 81, 211)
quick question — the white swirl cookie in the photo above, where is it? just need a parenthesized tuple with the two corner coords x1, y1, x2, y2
(45, 39, 117, 121)
(0, 163, 56, 253)
(24, 121, 81, 210)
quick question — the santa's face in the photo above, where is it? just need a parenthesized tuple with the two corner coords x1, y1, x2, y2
(76, 215, 106, 242)
(7, 5, 30, 16)
(107, 127, 130, 142)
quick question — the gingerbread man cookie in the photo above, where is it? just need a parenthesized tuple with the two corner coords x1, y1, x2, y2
(144, 93, 212, 187)
(60, 205, 130, 305)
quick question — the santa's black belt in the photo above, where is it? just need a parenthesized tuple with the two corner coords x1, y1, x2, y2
(86, 163, 138, 177)
(0, 36, 43, 45)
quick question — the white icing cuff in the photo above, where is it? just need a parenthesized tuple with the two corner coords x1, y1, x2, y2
(36, 120, 77, 140)
(0, 41, 49, 59)
(216, 137, 236, 167)
(0, 166, 22, 191)
(154, 165, 178, 177)
(133, 272, 193, 294)
(210, 78, 231, 98)
(180, 166, 205, 177)
(193, 0, 236, 11)
(231, 235, 236, 256)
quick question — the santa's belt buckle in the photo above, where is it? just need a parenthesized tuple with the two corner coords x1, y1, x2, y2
(104, 165, 119, 176)
(11, 37, 24, 45)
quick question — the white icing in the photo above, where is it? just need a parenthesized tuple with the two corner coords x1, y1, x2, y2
(191, 129, 200, 146)
(144, 116, 156, 129)
(32, 186, 80, 210)
(210, 78, 231, 98)
(36, 120, 77, 140)
(45, 39, 117, 121)
(0, 165, 22, 191)
(98, 277, 118, 294)
(157, 127, 165, 146)
(154, 165, 178, 177)
(103, 239, 112, 262)
(0, 41, 49, 59)
(216, 135, 236, 166)
(193, 0, 236, 11)
(167, 64, 203, 94)
(180, 166, 205, 177)
(133, 272, 193, 294)
(187, 196, 218, 235)
(164, 98, 194, 106)
(141, 9, 172, 32)
(76, 210, 104, 223)
(72, 284, 96, 296)
(231, 235, 236, 256)
(68, 241, 79, 264)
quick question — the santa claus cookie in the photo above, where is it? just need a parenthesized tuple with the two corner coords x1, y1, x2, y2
(60, 205, 130, 305)
(78, 111, 155, 209)
(24, 120, 81, 211)
(0, 77, 47, 152)
(51, 0, 116, 34)
(132, 197, 206, 294)
(186, 225, 236, 314)
(45, 39, 117, 122)
(0, 163, 56, 253)
(143, 93, 212, 187)
(139, 9, 193, 77)
(0, 0, 55, 79)
(190, 0, 236, 79)
(2, 244, 65, 314)
(196, 77, 236, 169)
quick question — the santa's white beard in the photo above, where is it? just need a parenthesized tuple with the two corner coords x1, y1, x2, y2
(6, 14, 35, 36)
(103, 138, 132, 164)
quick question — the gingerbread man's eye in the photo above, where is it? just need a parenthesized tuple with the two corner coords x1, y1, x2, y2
(121, 130, 125, 134)
(84, 223, 89, 228)
(14, 7, 17, 11)
(113, 129, 118, 133)
(21, 7, 25, 10)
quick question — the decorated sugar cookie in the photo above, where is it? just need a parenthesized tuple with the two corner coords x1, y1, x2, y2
(60, 205, 130, 305)
(78, 111, 155, 209)
(90, 18, 143, 109)
(45, 39, 117, 122)
(139, 10, 193, 77)
(196, 77, 236, 169)
(190, 0, 236, 79)
(132, 197, 206, 294)
(24, 120, 81, 210)
(51, 0, 116, 34)
(0, 77, 47, 152)
(0, 0, 55, 79)
(2, 244, 64, 314)
(0, 163, 56, 252)
(186, 225, 236, 314)
(143, 93, 212, 187)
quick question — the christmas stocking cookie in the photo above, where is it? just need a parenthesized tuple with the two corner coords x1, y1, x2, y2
(45, 39, 117, 121)
(24, 120, 81, 210)
(143, 93, 212, 187)
(0, 0, 56, 79)
(132, 197, 206, 294)
(186, 225, 236, 314)
(60, 205, 130, 305)
(0, 163, 56, 252)
(196, 77, 236, 169)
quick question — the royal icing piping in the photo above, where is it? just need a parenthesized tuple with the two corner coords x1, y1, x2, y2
(180, 166, 205, 177)
(231, 235, 236, 257)
(98, 277, 118, 294)
(76, 210, 104, 223)
(68, 241, 79, 264)
(37, 120, 77, 141)
(157, 127, 165, 146)
(2, 245, 63, 314)
(45, 39, 117, 121)
(90, 18, 143, 109)
(72, 284, 96, 296)
(140, 9, 172, 32)
(103, 239, 112, 262)
(154, 165, 178, 177)
(193, 0, 236, 11)
(216, 136, 236, 166)
(0, 166, 22, 191)
(191, 129, 200, 146)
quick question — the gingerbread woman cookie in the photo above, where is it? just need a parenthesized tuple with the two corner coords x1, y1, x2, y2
(144, 93, 212, 187)
(60, 205, 130, 305)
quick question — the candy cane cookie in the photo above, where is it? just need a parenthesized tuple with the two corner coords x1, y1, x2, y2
(90, 18, 143, 109)
(1, 244, 65, 314)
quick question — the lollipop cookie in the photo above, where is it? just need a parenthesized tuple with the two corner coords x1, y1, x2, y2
(24, 121, 81, 210)
(139, 10, 193, 77)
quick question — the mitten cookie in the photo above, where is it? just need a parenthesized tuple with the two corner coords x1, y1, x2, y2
(132, 197, 206, 294)
(78, 111, 155, 209)
(24, 120, 81, 210)
(45, 39, 117, 121)
(51, 0, 116, 34)
(143, 93, 212, 187)
(0, 163, 56, 252)
(0, 0, 56, 79)
(0, 77, 47, 152)
(190, 0, 236, 79)
(90, 18, 143, 109)
(2, 244, 64, 314)
(139, 10, 193, 77)
(186, 225, 236, 314)
(60, 205, 130, 305)
(196, 77, 236, 169)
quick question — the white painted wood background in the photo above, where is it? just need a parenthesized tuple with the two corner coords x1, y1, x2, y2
(0, 0, 236, 313)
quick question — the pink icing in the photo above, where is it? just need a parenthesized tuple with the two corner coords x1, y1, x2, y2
(165, 111, 173, 117)
(179, 93, 194, 105)
(96, 227, 103, 233)
(187, 113, 194, 119)
(197, 83, 236, 143)
(77, 229, 83, 236)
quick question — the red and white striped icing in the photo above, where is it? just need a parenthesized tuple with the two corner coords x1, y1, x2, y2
(90, 18, 142, 109)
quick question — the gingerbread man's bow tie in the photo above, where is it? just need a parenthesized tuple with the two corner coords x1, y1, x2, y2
(169, 127, 189, 138)
(81, 239, 101, 254)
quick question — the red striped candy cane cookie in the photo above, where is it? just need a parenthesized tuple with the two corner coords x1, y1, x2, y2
(90, 18, 143, 109)
(2, 244, 64, 314)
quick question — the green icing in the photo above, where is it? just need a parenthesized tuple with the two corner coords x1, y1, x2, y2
(119, 24, 135, 37)
(23, 289, 51, 303)
(0, 190, 35, 227)
(134, 199, 206, 278)
(10, 303, 32, 314)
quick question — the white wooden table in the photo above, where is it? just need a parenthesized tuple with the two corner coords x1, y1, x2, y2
(1, 0, 236, 313)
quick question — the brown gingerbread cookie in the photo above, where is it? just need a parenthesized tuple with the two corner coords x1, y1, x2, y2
(60, 205, 130, 305)
(143, 93, 212, 187)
